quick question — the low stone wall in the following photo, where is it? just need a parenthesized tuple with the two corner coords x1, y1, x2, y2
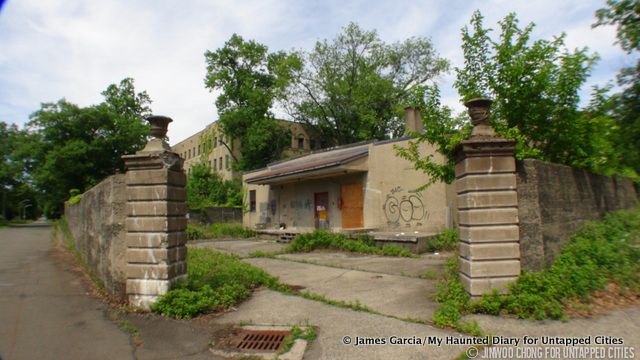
(64, 174, 127, 300)
(517, 159, 638, 271)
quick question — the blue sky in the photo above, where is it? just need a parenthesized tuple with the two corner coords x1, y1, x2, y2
(0, 0, 635, 145)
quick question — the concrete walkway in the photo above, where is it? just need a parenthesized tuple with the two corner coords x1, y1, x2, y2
(0, 224, 220, 360)
(195, 239, 450, 321)
(216, 289, 467, 360)
(200, 238, 640, 359)
(6, 230, 638, 360)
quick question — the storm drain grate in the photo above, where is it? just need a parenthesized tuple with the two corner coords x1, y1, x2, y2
(233, 329, 290, 352)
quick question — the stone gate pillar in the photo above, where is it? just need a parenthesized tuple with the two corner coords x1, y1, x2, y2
(454, 99, 520, 297)
(122, 115, 187, 309)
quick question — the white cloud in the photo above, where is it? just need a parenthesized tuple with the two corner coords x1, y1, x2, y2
(0, 0, 633, 144)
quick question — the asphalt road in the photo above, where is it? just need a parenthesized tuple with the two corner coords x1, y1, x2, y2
(0, 223, 135, 360)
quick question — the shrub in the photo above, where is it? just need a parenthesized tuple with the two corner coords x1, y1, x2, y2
(434, 207, 640, 327)
(67, 189, 82, 205)
(151, 284, 249, 319)
(186, 224, 205, 240)
(152, 248, 277, 318)
(427, 229, 458, 252)
(285, 230, 415, 257)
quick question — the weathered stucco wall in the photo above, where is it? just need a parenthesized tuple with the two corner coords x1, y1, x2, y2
(243, 138, 456, 233)
(517, 159, 638, 271)
(366, 139, 454, 233)
(64, 174, 127, 300)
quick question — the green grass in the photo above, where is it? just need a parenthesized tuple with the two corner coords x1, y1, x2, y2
(186, 223, 255, 240)
(247, 250, 278, 258)
(152, 248, 277, 318)
(472, 207, 640, 320)
(426, 229, 459, 252)
(284, 230, 416, 257)
(279, 324, 317, 355)
(432, 207, 640, 330)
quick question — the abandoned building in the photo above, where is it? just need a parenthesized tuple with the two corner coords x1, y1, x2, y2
(243, 108, 457, 242)
(172, 119, 321, 180)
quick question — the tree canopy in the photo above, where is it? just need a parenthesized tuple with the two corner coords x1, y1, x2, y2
(592, 0, 640, 178)
(204, 34, 299, 170)
(398, 10, 637, 186)
(185, 163, 242, 209)
(594, 0, 640, 53)
(25, 78, 151, 217)
(284, 22, 450, 146)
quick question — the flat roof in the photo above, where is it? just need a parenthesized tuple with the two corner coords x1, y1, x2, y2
(245, 144, 369, 184)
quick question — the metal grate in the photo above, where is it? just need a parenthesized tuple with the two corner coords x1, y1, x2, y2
(233, 329, 290, 352)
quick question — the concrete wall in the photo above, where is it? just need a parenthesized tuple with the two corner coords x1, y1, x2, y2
(64, 174, 127, 300)
(517, 159, 639, 271)
(246, 173, 366, 231)
(365, 140, 453, 233)
(244, 138, 456, 234)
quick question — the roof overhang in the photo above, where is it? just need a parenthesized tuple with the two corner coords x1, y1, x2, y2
(246, 152, 368, 185)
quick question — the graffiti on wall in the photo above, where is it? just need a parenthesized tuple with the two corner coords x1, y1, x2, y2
(258, 199, 278, 224)
(382, 186, 429, 227)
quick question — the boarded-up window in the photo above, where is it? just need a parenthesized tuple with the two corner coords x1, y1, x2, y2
(213, 159, 217, 171)
(249, 190, 256, 212)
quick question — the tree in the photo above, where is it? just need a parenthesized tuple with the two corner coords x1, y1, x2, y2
(186, 163, 242, 209)
(0, 122, 38, 220)
(395, 86, 470, 188)
(204, 34, 299, 170)
(593, 0, 640, 177)
(26, 78, 151, 217)
(594, 0, 640, 53)
(398, 11, 621, 186)
(284, 22, 449, 146)
(455, 11, 600, 166)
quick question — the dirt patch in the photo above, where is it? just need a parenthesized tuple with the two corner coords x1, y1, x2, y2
(565, 283, 640, 318)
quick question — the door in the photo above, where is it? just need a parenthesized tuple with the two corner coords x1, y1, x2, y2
(341, 183, 364, 229)
(314, 192, 329, 229)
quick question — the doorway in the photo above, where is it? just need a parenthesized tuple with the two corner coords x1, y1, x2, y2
(341, 183, 364, 229)
(314, 192, 329, 229)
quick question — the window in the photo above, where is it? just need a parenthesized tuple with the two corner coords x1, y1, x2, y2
(193, 147, 196, 156)
(188, 149, 191, 158)
(214, 137, 217, 147)
(249, 190, 256, 212)
(297, 136, 304, 149)
(213, 159, 217, 171)
(219, 157, 223, 170)
(310, 139, 316, 150)
(225, 155, 230, 170)
(197, 145, 201, 155)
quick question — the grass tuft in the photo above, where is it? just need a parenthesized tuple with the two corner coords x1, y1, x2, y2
(284, 230, 416, 257)
(186, 223, 255, 240)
